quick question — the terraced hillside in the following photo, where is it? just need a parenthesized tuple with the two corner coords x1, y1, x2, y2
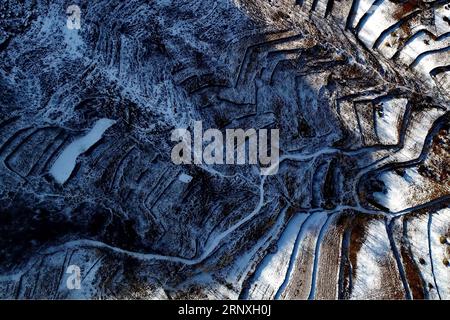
(0, 0, 449, 299)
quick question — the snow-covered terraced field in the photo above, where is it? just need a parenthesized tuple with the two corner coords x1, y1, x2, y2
(0, 0, 448, 299)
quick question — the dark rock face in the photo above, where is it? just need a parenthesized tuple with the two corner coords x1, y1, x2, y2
(0, 0, 449, 299)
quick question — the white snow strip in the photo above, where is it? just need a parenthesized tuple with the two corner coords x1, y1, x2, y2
(276, 212, 329, 299)
(358, 1, 400, 49)
(395, 108, 445, 162)
(246, 213, 309, 299)
(50, 118, 116, 184)
(397, 34, 449, 66)
(350, 0, 376, 30)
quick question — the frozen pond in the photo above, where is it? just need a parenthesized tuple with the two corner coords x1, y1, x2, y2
(50, 118, 116, 184)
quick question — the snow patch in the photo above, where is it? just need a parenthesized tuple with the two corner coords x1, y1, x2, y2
(375, 98, 407, 145)
(178, 173, 193, 183)
(351, 219, 392, 299)
(50, 118, 116, 184)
